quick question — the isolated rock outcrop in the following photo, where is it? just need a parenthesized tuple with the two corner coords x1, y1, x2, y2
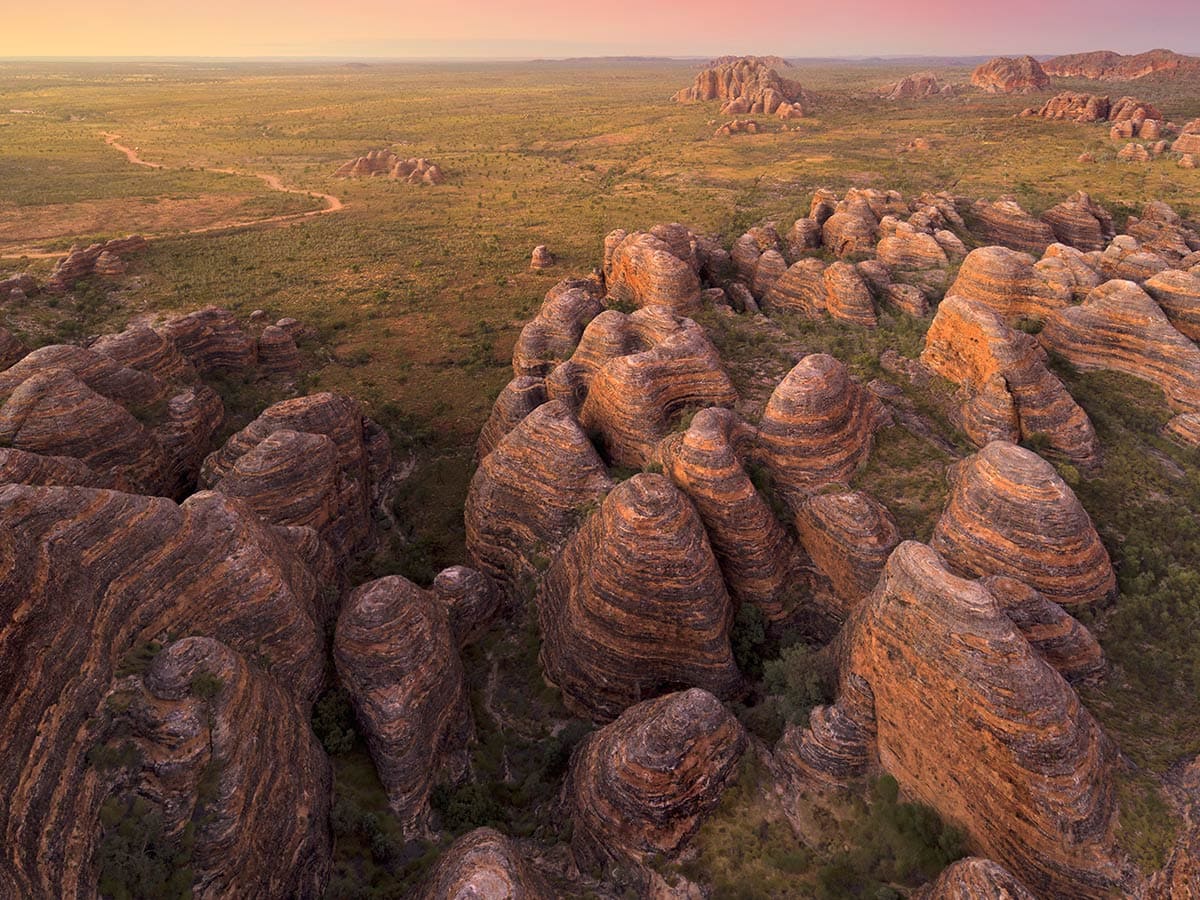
(970, 56, 1051, 93)
(1040, 192, 1115, 252)
(334, 575, 472, 838)
(604, 228, 703, 313)
(465, 400, 613, 599)
(1174, 119, 1200, 154)
(758, 354, 888, 501)
(45, 235, 146, 292)
(334, 150, 444, 184)
(921, 294, 1098, 465)
(930, 441, 1116, 608)
(565, 689, 746, 873)
(657, 407, 800, 624)
(674, 56, 806, 117)
(969, 199, 1056, 254)
(256, 325, 302, 379)
(948, 246, 1072, 320)
(795, 490, 899, 621)
(536, 474, 741, 722)
(1040, 279, 1200, 413)
(530, 244, 554, 269)
(778, 542, 1122, 898)
(416, 828, 550, 899)
(879, 72, 955, 100)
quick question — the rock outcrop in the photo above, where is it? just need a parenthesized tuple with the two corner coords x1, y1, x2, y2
(657, 406, 800, 624)
(779, 542, 1122, 898)
(758, 354, 888, 501)
(1174, 119, 1200, 154)
(921, 294, 1098, 465)
(530, 244, 554, 270)
(1043, 48, 1200, 81)
(465, 400, 613, 599)
(476, 376, 548, 458)
(879, 72, 956, 100)
(535, 474, 741, 722)
(158, 307, 258, 376)
(46, 235, 147, 292)
(948, 246, 1072, 320)
(604, 228, 703, 313)
(334, 575, 472, 838)
(673, 56, 806, 118)
(795, 490, 899, 621)
(914, 858, 1038, 899)
(1040, 279, 1200, 413)
(416, 828, 550, 899)
(969, 199, 1056, 254)
(1040, 191, 1115, 252)
(91, 324, 199, 384)
(970, 56, 1051, 93)
(1144, 269, 1200, 340)
(930, 441, 1116, 608)
(334, 150, 444, 184)
(512, 278, 605, 377)
(565, 689, 746, 874)
(1025, 91, 1112, 122)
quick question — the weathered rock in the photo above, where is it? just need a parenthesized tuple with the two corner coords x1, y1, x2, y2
(1028, 91, 1112, 123)
(822, 261, 877, 327)
(1125, 200, 1200, 262)
(604, 229, 703, 313)
(0, 447, 120, 489)
(1044, 49, 1200, 81)
(1174, 119, 1200, 154)
(0, 370, 168, 493)
(922, 294, 1098, 465)
(877, 220, 950, 271)
(731, 224, 782, 282)
(91, 324, 198, 384)
(970, 56, 1051, 93)
(981, 575, 1106, 683)
(566, 689, 746, 873)
(1041, 191, 1115, 252)
(795, 490, 899, 621)
(1042, 242, 1103, 298)
(201, 392, 392, 562)
(0, 343, 168, 409)
(784, 541, 1122, 897)
(785, 217, 822, 257)
(970, 199, 1056, 254)
(657, 407, 800, 624)
(883, 283, 930, 316)
(762, 257, 827, 316)
(465, 400, 613, 600)
(0, 327, 27, 370)
(1095, 235, 1170, 282)
(914, 857, 1038, 899)
(431, 565, 500, 649)
(156, 385, 226, 499)
(758, 354, 888, 501)
(512, 278, 605, 378)
(334, 575, 472, 838)
(1041, 279, 1200, 412)
(1118, 142, 1151, 162)
(256, 325, 302, 379)
(334, 150, 444, 183)
(931, 441, 1116, 607)
(416, 828, 551, 899)
(1144, 269, 1200, 340)
(822, 193, 880, 257)
(577, 307, 736, 468)
(530, 244, 555, 269)
(45, 235, 146, 291)
(0, 484, 329, 896)
(477, 376, 548, 458)
(714, 118, 760, 136)
(961, 374, 1021, 445)
(158, 307, 257, 376)
(536, 474, 741, 722)
(673, 56, 806, 117)
(879, 72, 956, 100)
(948, 246, 1072, 320)
(1179, 153, 1197, 168)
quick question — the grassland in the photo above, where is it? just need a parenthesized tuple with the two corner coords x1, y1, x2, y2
(3, 56, 1200, 896)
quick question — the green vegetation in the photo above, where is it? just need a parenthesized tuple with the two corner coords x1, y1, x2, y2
(96, 795, 195, 900)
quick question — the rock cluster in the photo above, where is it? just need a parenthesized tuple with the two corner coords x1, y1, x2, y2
(970, 56, 1051, 93)
(970, 199, 1055, 255)
(334, 150, 444, 184)
(673, 56, 806, 118)
(604, 226, 704, 313)
(714, 118, 761, 136)
(46, 235, 147, 291)
(1041, 191, 1115, 251)
(879, 72, 956, 100)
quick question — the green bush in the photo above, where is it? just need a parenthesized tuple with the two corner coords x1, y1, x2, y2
(763, 643, 835, 725)
(96, 795, 195, 900)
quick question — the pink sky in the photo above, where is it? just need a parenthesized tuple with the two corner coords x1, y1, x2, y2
(3, 0, 1198, 58)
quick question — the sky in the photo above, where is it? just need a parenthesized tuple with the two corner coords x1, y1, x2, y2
(3, 0, 1199, 59)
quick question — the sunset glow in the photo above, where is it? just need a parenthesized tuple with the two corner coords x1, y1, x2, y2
(4, 0, 1199, 58)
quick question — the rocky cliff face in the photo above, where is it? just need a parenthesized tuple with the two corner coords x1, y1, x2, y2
(778, 542, 1124, 897)
(565, 689, 746, 875)
(1043, 48, 1200, 80)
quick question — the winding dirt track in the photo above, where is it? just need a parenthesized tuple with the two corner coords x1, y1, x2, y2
(0, 133, 345, 259)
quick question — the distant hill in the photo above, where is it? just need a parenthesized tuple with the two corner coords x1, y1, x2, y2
(1043, 48, 1200, 80)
